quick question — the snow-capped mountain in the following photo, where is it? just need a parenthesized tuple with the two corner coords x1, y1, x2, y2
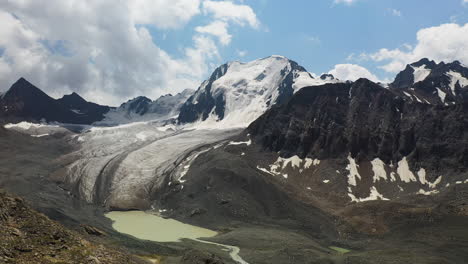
(178, 55, 339, 128)
(97, 89, 194, 125)
(390, 58, 468, 105)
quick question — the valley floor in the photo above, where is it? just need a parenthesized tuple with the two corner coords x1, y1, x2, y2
(1, 126, 468, 264)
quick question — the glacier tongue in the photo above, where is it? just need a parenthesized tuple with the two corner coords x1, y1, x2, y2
(61, 121, 240, 209)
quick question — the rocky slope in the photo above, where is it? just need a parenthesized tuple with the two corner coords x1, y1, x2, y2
(246, 77, 468, 202)
(0, 190, 142, 264)
(57, 92, 112, 121)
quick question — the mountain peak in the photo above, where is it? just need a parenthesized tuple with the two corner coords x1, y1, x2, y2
(17, 77, 28, 83)
(11, 77, 36, 90)
(60, 91, 87, 103)
(410, 58, 437, 68)
(265, 55, 288, 60)
(128, 96, 152, 103)
(5, 77, 49, 99)
(390, 58, 468, 105)
(320, 73, 335, 81)
(178, 55, 336, 127)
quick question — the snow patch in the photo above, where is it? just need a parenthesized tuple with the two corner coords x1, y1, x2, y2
(371, 158, 387, 182)
(227, 139, 251, 146)
(348, 186, 389, 203)
(280, 155, 303, 170)
(436, 88, 446, 103)
(403, 91, 413, 100)
(428, 176, 442, 189)
(4, 121, 58, 130)
(417, 168, 442, 188)
(31, 134, 49, 138)
(304, 158, 320, 169)
(346, 154, 361, 186)
(396, 157, 417, 183)
(292, 70, 340, 91)
(70, 109, 83, 114)
(256, 155, 320, 179)
(412, 65, 431, 83)
(417, 189, 439, 196)
(417, 168, 427, 184)
(390, 172, 397, 182)
(447, 71, 468, 94)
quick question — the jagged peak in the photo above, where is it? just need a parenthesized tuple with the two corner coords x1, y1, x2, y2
(60, 91, 86, 102)
(410, 58, 437, 68)
(408, 58, 468, 70)
(10, 77, 36, 89)
(127, 96, 152, 102)
(5, 77, 48, 98)
(320, 73, 335, 81)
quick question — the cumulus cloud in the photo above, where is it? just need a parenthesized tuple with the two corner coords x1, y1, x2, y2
(0, 0, 260, 105)
(195, 21, 232, 45)
(329, 64, 381, 82)
(129, 0, 201, 29)
(202, 0, 260, 28)
(365, 23, 468, 73)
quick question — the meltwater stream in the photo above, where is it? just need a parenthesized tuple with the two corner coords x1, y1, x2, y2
(105, 211, 249, 264)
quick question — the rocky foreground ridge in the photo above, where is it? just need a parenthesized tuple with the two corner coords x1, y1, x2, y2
(0, 190, 142, 264)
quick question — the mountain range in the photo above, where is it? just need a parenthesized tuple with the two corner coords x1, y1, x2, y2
(2, 56, 468, 264)
(2, 57, 467, 128)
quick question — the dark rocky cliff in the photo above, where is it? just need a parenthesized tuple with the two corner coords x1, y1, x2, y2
(248, 78, 468, 175)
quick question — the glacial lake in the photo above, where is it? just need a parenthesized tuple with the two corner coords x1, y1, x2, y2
(105, 211, 218, 242)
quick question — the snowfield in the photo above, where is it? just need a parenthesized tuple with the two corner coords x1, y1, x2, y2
(3, 121, 70, 137)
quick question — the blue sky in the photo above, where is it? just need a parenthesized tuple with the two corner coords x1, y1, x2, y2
(151, 0, 468, 81)
(1, 0, 468, 105)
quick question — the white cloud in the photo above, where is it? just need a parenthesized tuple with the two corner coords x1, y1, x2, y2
(329, 64, 381, 82)
(0, 0, 260, 105)
(202, 0, 260, 28)
(129, 0, 201, 29)
(365, 23, 468, 73)
(304, 35, 321, 44)
(237, 50, 248, 57)
(388, 8, 402, 17)
(195, 21, 232, 45)
(334, 0, 358, 5)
